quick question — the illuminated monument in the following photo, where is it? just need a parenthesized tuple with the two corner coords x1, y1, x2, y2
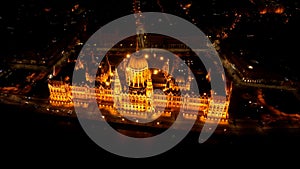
(48, 49, 231, 124)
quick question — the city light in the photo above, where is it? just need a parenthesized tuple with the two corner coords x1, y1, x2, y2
(1, 0, 299, 160)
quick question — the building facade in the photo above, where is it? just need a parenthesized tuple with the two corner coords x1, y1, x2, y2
(48, 52, 231, 124)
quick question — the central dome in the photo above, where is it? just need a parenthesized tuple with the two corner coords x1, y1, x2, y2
(125, 51, 150, 90)
(127, 52, 148, 70)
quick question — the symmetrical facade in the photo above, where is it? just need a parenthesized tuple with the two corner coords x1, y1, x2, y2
(48, 51, 231, 124)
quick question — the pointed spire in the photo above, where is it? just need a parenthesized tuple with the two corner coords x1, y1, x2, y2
(106, 55, 112, 76)
(115, 68, 119, 78)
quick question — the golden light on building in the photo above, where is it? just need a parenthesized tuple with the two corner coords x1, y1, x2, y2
(126, 52, 150, 90)
(48, 53, 232, 124)
(274, 6, 284, 14)
(259, 5, 284, 15)
(260, 8, 267, 15)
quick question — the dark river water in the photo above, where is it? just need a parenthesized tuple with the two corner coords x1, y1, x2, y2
(1, 103, 300, 164)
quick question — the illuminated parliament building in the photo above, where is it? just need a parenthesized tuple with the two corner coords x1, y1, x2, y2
(48, 49, 231, 124)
